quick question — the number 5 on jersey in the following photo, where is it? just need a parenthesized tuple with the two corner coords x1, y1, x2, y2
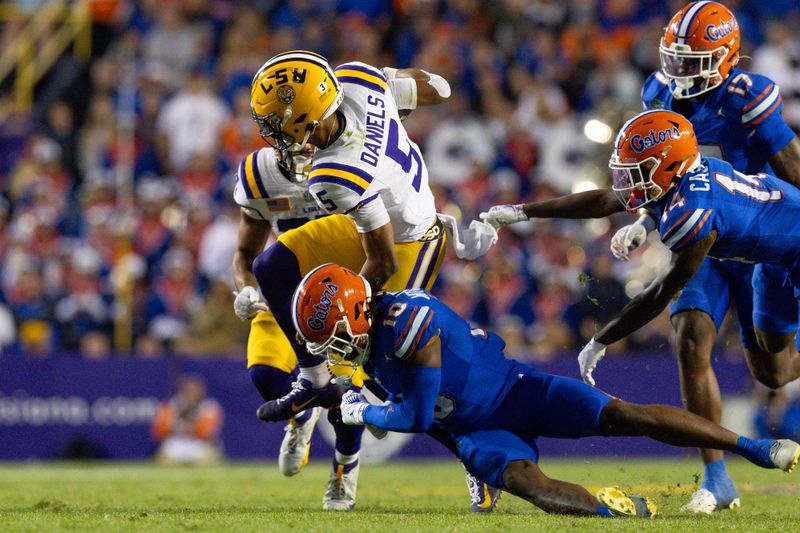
(386, 119, 422, 192)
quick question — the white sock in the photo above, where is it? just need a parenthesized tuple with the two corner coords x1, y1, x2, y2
(299, 363, 331, 388)
(335, 451, 359, 465)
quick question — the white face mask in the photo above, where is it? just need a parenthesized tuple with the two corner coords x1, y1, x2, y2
(659, 39, 728, 99)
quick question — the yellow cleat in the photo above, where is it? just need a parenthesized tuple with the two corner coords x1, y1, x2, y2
(596, 486, 657, 518)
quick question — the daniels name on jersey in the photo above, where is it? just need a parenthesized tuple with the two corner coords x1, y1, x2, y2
(233, 148, 324, 235)
(307, 62, 437, 243)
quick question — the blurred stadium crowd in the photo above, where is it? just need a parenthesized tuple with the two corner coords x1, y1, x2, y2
(1, 0, 799, 361)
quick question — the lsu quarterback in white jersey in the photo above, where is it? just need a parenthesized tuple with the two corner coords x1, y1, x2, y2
(236, 50, 499, 513)
(307, 61, 437, 245)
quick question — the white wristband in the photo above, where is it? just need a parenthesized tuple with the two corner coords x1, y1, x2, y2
(387, 77, 418, 110)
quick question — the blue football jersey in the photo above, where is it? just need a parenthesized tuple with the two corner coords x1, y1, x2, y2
(654, 157, 800, 267)
(642, 67, 794, 174)
(365, 289, 519, 434)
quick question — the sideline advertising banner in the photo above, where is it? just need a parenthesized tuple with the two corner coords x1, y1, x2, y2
(0, 354, 755, 461)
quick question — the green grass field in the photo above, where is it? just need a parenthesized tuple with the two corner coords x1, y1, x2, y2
(0, 459, 797, 532)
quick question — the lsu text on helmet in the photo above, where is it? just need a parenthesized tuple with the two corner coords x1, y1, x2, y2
(250, 50, 343, 179)
(660, 1, 740, 99)
(292, 263, 373, 368)
(609, 110, 700, 210)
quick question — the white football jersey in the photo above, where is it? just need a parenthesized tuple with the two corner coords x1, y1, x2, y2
(233, 147, 324, 235)
(307, 62, 437, 243)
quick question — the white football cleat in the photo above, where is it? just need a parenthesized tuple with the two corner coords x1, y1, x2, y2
(770, 439, 800, 472)
(322, 461, 359, 511)
(278, 407, 320, 476)
(680, 488, 740, 514)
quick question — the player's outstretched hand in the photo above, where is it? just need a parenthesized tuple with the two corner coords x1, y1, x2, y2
(233, 286, 269, 320)
(479, 204, 528, 229)
(578, 338, 607, 386)
(340, 390, 369, 426)
(610, 223, 648, 261)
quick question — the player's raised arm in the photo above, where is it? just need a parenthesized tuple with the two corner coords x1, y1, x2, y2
(383, 67, 451, 109)
(480, 189, 624, 227)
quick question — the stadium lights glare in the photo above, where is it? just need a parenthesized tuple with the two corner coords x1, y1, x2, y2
(583, 119, 614, 144)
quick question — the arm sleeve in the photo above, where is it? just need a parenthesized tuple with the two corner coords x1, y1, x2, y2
(362, 365, 440, 432)
(659, 204, 715, 253)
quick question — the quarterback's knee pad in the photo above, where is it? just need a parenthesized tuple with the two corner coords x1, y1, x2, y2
(249, 365, 295, 402)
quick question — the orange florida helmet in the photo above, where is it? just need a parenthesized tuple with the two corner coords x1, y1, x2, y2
(660, 1, 740, 99)
(292, 263, 373, 368)
(609, 110, 700, 210)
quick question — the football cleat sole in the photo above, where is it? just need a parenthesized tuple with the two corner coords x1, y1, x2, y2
(597, 486, 656, 518)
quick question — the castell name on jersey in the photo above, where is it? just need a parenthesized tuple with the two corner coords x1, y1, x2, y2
(630, 127, 681, 153)
(360, 94, 386, 167)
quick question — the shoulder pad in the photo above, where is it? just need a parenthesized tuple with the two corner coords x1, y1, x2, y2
(236, 148, 271, 200)
(307, 179, 361, 213)
(334, 62, 387, 93)
(309, 160, 375, 199)
(726, 71, 783, 127)
(380, 292, 437, 360)
(658, 173, 714, 253)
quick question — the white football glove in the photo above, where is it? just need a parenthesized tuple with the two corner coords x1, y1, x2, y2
(479, 204, 528, 228)
(232, 286, 268, 321)
(340, 390, 369, 426)
(577, 338, 607, 387)
(438, 214, 498, 261)
(610, 223, 648, 261)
